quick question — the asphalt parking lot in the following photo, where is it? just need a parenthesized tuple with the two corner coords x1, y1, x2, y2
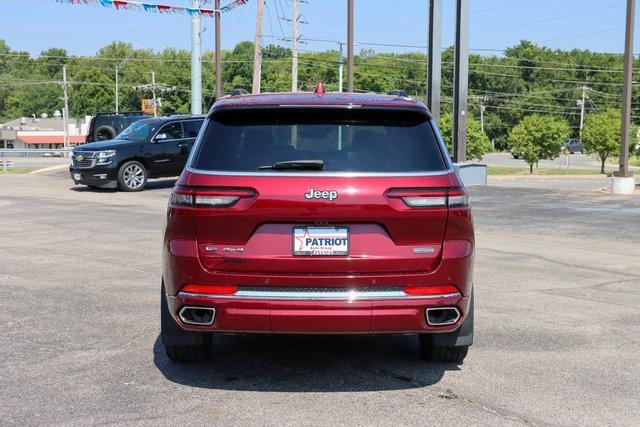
(1, 170, 639, 425)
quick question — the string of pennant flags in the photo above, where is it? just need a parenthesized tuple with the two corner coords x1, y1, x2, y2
(50, 0, 250, 16)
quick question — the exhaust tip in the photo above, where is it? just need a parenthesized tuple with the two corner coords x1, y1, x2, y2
(178, 306, 216, 325)
(426, 307, 460, 326)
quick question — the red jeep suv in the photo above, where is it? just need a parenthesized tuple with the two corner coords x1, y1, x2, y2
(161, 90, 474, 364)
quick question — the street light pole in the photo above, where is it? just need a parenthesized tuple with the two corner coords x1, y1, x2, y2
(252, 0, 265, 94)
(291, 0, 299, 92)
(115, 65, 119, 114)
(191, 0, 202, 114)
(347, 0, 354, 92)
(613, 0, 636, 194)
(338, 42, 344, 92)
(427, 0, 442, 123)
(151, 71, 157, 118)
(452, 0, 469, 163)
(215, 0, 222, 100)
(62, 65, 69, 155)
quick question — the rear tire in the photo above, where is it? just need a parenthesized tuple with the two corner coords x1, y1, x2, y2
(161, 283, 212, 362)
(419, 289, 473, 364)
(419, 335, 469, 363)
(165, 342, 211, 363)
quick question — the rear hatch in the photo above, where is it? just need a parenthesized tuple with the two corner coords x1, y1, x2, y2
(183, 106, 460, 276)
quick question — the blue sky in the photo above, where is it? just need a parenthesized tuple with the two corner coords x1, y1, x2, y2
(0, 0, 637, 56)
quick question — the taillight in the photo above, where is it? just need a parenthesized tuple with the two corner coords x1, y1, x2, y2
(447, 187, 469, 207)
(169, 187, 255, 208)
(404, 285, 460, 296)
(180, 284, 238, 295)
(387, 187, 468, 208)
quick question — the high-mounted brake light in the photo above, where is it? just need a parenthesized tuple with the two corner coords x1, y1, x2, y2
(169, 187, 255, 208)
(404, 285, 460, 296)
(387, 187, 468, 208)
(314, 81, 326, 96)
(180, 284, 238, 295)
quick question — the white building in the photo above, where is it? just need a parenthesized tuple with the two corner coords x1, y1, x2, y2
(0, 116, 90, 150)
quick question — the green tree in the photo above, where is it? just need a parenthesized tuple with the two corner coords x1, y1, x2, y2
(438, 112, 492, 161)
(509, 114, 571, 173)
(581, 109, 637, 173)
(581, 110, 620, 174)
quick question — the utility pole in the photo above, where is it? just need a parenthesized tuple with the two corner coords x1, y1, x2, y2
(291, 0, 299, 92)
(191, 0, 202, 114)
(115, 65, 119, 114)
(338, 42, 344, 92)
(151, 71, 157, 118)
(347, 0, 354, 92)
(133, 72, 176, 118)
(252, 0, 265, 94)
(452, 0, 469, 163)
(214, 0, 222, 100)
(427, 0, 442, 123)
(578, 85, 587, 135)
(480, 103, 486, 134)
(613, 0, 636, 194)
(62, 66, 70, 155)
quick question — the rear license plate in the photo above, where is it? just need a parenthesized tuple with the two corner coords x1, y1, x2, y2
(73, 173, 81, 180)
(292, 226, 349, 256)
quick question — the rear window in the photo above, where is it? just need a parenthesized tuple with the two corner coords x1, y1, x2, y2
(191, 108, 448, 173)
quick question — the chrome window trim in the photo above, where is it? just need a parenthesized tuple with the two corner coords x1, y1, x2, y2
(178, 290, 461, 301)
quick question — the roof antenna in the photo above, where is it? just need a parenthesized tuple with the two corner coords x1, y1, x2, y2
(314, 82, 326, 96)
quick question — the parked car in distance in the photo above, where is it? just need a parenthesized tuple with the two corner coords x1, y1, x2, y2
(161, 88, 475, 364)
(70, 115, 204, 191)
(387, 89, 409, 97)
(85, 112, 149, 143)
(564, 138, 584, 154)
(41, 152, 63, 157)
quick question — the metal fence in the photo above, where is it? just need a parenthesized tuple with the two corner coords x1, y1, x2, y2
(1, 160, 15, 172)
(0, 149, 72, 158)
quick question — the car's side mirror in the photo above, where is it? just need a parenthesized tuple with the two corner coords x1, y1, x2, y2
(154, 133, 168, 142)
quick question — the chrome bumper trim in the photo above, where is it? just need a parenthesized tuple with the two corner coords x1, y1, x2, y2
(178, 289, 461, 301)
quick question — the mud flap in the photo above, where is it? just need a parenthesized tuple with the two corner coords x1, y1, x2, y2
(430, 288, 474, 347)
(160, 282, 210, 346)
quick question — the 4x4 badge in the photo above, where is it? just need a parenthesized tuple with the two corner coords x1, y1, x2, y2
(304, 188, 338, 201)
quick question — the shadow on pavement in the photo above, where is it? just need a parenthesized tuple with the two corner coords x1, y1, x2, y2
(69, 178, 177, 192)
(153, 333, 458, 392)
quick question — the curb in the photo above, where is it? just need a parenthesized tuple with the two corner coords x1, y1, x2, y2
(29, 164, 69, 174)
(488, 174, 608, 180)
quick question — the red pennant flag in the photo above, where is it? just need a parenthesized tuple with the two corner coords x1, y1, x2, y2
(113, 0, 128, 9)
(157, 4, 172, 13)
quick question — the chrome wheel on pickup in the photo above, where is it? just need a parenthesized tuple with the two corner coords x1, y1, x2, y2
(118, 160, 147, 192)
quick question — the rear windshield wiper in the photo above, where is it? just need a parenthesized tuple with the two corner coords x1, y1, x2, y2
(258, 160, 325, 171)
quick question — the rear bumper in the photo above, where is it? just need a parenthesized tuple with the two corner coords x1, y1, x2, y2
(163, 235, 474, 334)
(166, 290, 470, 334)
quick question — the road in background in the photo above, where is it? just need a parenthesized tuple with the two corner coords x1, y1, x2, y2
(0, 156, 68, 170)
(1, 170, 639, 424)
(482, 152, 639, 171)
(488, 175, 616, 192)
